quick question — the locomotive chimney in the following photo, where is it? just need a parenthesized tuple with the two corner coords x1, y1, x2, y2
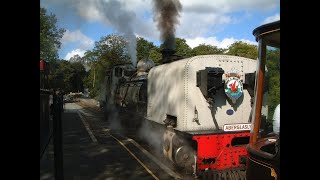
(161, 48, 176, 64)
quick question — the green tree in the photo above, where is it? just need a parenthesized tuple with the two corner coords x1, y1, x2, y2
(266, 49, 280, 120)
(85, 34, 130, 98)
(82, 50, 99, 64)
(48, 60, 86, 93)
(175, 38, 193, 58)
(159, 38, 193, 58)
(93, 34, 130, 64)
(69, 54, 82, 63)
(40, 7, 65, 62)
(70, 62, 86, 92)
(149, 47, 162, 65)
(192, 44, 225, 56)
(226, 41, 258, 59)
(48, 59, 64, 89)
(136, 37, 156, 61)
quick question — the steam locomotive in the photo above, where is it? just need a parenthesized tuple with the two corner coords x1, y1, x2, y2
(101, 50, 259, 178)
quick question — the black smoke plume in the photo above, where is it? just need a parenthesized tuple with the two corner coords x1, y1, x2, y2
(152, 0, 182, 50)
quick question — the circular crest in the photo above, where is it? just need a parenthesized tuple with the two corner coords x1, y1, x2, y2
(224, 77, 243, 103)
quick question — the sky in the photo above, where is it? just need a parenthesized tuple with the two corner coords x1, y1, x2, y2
(40, 0, 280, 61)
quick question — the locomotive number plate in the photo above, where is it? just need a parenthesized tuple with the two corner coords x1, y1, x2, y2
(223, 123, 251, 131)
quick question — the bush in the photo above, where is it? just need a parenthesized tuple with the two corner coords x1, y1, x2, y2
(89, 89, 98, 98)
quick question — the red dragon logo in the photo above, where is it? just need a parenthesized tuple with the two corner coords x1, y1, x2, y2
(229, 80, 239, 92)
(225, 75, 243, 104)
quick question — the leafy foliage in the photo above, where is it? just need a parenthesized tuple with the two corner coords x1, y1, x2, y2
(266, 49, 280, 120)
(174, 38, 193, 58)
(149, 47, 162, 65)
(192, 44, 225, 56)
(69, 54, 83, 63)
(226, 41, 258, 59)
(83, 34, 131, 98)
(40, 7, 65, 62)
(48, 60, 87, 93)
(136, 37, 156, 61)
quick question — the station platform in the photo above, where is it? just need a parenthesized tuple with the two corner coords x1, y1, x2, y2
(40, 99, 181, 180)
(40, 102, 159, 180)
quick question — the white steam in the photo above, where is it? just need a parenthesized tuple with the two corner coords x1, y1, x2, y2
(99, 77, 123, 132)
(138, 121, 164, 154)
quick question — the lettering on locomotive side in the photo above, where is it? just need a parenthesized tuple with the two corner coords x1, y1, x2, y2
(223, 123, 252, 131)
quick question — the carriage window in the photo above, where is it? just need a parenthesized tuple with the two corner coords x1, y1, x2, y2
(260, 46, 280, 134)
(115, 67, 123, 77)
(124, 69, 135, 77)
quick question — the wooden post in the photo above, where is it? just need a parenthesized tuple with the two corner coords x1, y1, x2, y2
(53, 92, 64, 180)
(250, 39, 267, 143)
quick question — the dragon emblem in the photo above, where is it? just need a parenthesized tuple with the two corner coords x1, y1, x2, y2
(224, 69, 243, 103)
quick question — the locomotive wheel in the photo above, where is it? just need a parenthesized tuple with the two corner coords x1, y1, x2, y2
(174, 145, 196, 173)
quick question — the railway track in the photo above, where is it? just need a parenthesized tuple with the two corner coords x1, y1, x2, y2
(75, 100, 192, 179)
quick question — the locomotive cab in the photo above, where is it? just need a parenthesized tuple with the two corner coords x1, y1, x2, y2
(103, 59, 155, 121)
(246, 20, 280, 180)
